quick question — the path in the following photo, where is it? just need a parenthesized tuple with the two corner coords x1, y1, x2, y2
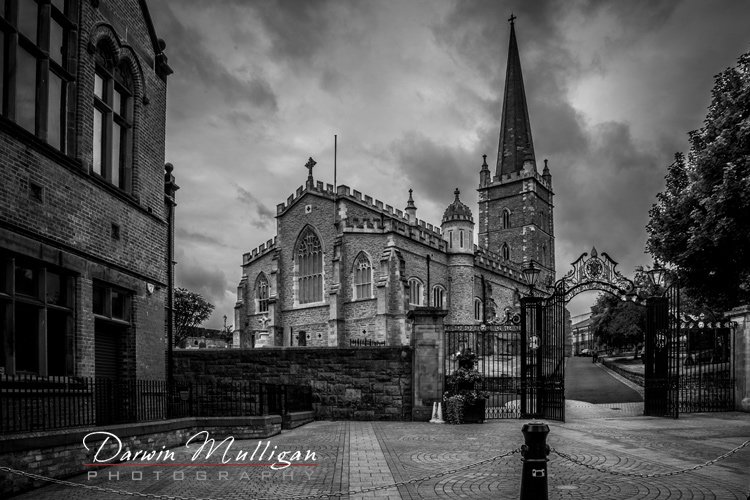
(565, 356, 643, 404)
(7, 412, 750, 499)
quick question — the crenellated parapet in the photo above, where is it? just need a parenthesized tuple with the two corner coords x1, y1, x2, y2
(474, 247, 524, 282)
(342, 216, 448, 252)
(276, 182, 337, 215)
(491, 168, 553, 191)
(242, 237, 277, 266)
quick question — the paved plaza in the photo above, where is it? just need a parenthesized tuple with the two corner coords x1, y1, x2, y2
(8, 407, 750, 500)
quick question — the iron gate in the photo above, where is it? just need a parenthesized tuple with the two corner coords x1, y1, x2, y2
(444, 323, 523, 419)
(644, 289, 679, 417)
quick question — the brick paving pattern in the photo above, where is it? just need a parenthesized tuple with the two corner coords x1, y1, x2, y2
(6, 410, 750, 499)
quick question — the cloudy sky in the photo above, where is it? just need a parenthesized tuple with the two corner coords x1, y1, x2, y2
(149, 0, 750, 328)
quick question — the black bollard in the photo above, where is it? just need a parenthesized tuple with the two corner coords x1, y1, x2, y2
(519, 422, 550, 500)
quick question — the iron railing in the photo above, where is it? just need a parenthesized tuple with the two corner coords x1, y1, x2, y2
(0, 374, 313, 434)
(349, 338, 386, 346)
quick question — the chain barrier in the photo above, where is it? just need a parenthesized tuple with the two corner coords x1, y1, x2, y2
(551, 439, 750, 478)
(0, 448, 521, 500)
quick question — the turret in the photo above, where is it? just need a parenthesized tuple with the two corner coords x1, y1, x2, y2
(479, 154, 491, 188)
(441, 188, 474, 254)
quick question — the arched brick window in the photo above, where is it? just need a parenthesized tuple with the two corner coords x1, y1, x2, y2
(93, 42, 134, 192)
(256, 273, 269, 313)
(296, 227, 323, 304)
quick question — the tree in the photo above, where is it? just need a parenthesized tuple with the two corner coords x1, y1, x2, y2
(590, 293, 645, 356)
(174, 288, 214, 347)
(646, 51, 750, 311)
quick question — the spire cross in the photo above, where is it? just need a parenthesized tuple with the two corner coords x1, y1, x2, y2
(305, 157, 316, 179)
(508, 13, 516, 24)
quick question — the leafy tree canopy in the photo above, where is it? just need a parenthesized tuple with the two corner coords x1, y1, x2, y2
(590, 293, 645, 353)
(174, 288, 215, 347)
(646, 51, 750, 310)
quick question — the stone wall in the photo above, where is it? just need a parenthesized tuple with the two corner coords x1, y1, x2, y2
(174, 347, 413, 420)
(0, 416, 281, 496)
(727, 305, 750, 412)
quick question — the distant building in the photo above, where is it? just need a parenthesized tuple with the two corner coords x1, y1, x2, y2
(0, 0, 173, 380)
(235, 21, 556, 347)
(571, 314, 594, 355)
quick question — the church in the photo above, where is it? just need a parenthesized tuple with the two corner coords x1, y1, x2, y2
(234, 20, 555, 348)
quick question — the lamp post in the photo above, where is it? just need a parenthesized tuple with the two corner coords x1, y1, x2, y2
(647, 261, 668, 289)
(523, 260, 541, 297)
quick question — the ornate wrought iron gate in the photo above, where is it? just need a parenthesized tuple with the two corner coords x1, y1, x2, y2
(444, 322, 523, 419)
(644, 285, 680, 417)
(520, 293, 566, 421)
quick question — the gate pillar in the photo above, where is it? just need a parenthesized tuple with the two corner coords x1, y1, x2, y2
(408, 308, 448, 421)
(727, 305, 750, 412)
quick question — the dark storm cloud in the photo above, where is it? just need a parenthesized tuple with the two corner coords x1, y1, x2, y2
(175, 259, 230, 302)
(236, 184, 275, 229)
(148, 2, 278, 111)
(390, 131, 480, 212)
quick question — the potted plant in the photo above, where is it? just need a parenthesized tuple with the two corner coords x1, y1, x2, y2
(444, 349, 489, 424)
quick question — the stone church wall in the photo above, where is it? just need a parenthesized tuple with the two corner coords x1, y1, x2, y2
(174, 347, 413, 420)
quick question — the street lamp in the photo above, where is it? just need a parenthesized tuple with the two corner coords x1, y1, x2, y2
(522, 260, 541, 297)
(647, 261, 668, 289)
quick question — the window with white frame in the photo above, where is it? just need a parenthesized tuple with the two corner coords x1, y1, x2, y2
(256, 273, 269, 313)
(408, 278, 423, 306)
(353, 253, 372, 299)
(432, 285, 445, 309)
(296, 227, 323, 304)
(474, 298, 483, 321)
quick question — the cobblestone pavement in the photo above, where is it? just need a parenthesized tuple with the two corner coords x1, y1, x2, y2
(7, 411, 750, 499)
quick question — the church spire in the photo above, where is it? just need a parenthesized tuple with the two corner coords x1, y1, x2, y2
(496, 15, 536, 179)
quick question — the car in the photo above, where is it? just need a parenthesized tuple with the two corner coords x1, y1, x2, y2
(579, 349, 591, 356)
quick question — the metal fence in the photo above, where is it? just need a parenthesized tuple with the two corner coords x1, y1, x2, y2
(349, 339, 386, 346)
(0, 375, 313, 434)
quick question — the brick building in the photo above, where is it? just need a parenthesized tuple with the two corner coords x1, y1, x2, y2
(0, 0, 173, 381)
(235, 20, 555, 348)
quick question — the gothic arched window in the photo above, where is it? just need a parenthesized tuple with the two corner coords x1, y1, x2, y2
(474, 298, 483, 321)
(502, 243, 510, 261)
(256, 273, 269, 313)
(408, 278, 423, 306)
(93, 43, 134, 191)
(296, 228, 323, 304)
(503, 209, 511, 229)
(432, 285, 445, 309)
(353, 253, 372, 299)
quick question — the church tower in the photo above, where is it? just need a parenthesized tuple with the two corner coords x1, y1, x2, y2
(478, 16, 555, 283)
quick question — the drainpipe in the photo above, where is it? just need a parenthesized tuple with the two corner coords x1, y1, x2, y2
(164, 163, 179, 395)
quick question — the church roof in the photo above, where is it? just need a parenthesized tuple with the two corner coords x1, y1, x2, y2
(442, 188, 473, 223)
(496, 17, 536, 178)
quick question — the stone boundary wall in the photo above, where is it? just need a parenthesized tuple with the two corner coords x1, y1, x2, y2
(174, 347, 413, 420)
(0, 416, 281, 496)
(600, 358, 645, 387)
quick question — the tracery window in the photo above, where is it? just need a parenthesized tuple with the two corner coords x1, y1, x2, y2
(408, 278, 423, 306)
(432, 285, 445, 309)
(256, 273, 269, 313)
(296, 228, 323, 304)
(0, 0, 75, 151)
(93, 42, 134, 191)
(353, 253, 372, 300)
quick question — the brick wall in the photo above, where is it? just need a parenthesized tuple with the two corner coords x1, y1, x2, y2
(174, 347, 413, 420)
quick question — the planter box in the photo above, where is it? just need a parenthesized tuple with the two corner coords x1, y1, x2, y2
(463, 399, 486, 423)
